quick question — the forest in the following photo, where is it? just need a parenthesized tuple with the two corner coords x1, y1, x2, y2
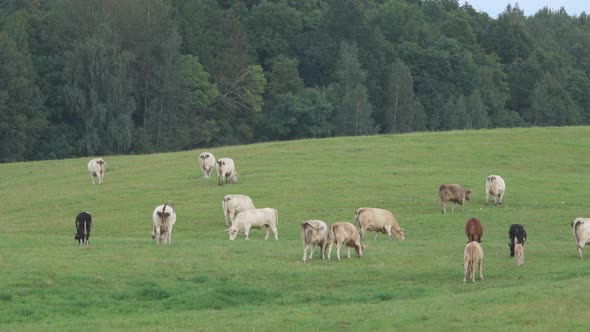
(1, 0, 589, 162)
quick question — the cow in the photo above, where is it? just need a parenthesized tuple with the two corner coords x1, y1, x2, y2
(74, 211, 92, 246)
(217, 158, 238, 186)
(514, 240, 525, 267)
(439, 184, 471, 214)
(327, 222, 367, 261)
(301, 220, 329, 262)
(151, 203, 176, 245)
(87, 158, 106, 184)
(354, 208, 405, 241)
(508, 224, 527, 257)
(485, 174, 506, 205)
(463, 241, 484, 283)
(225, 208, 278, 240)
(465, 218, 483, 243)
(198, 152, 216, 179)
(571, 218, 590, 259)
(222, 194, 255, 227)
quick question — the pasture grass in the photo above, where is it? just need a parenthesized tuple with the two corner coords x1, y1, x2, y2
(1, 126, 590, 331)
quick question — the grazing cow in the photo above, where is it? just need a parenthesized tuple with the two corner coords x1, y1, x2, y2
(217, 158, 238, 186)
(571, 218, 590, 259)
(354, 208, 405, 241)
(198, 152, 216, 179)
(225, 208, 278, 240)
(463, 241, 484, 283)
(327, 222, 367, 261)
(485, 175, 506, 205)
(301, 220, 329, 262)
(222, 194, 255, 227)
(87, 158, 106, 184)
(151, 203, 177, 245)
(508, 224, 527, 257)
(74, 211, 92, 246)
(439, 184, 471, 214)
(465, 218, 483, 243)
(515, 240, 525, 267)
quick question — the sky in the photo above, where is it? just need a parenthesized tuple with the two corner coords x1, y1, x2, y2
(460, 0, 589, 17)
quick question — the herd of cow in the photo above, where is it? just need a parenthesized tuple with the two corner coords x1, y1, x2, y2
(79, 153, 590, 283)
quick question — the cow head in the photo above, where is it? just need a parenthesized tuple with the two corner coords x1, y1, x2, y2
(355, 242, 368, 257)
(395, 228, 405, 241)
(225, 227, 239, 240)
(465, 189, 472, 200)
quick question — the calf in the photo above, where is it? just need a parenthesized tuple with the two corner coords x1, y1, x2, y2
(222, 194, 255, 226)
(74, 211, 92, 246)
(217, 158, 238, 186)
(572, 218, 590, 259)
(152, 203, 177, 245)
(463, 241, 484, 283)
(508, 224, 527, 257)
(87, 158, 106, 184)
(465, 218, 483, 243)
(514, 240, 524, 267)
(301, 220, 329, 262)
(225, 208, 278, 240)
(485, 174, 506, 205)
(327, 222, 367, 261)
(439, 184, 471, 214)
(198, 152, 216, 178)
(354, 208, 405, 241)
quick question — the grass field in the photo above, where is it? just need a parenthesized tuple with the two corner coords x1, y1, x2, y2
(1, 126, 590, 331)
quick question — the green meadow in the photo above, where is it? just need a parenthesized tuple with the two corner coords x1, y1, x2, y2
(1, 126, 590, 331)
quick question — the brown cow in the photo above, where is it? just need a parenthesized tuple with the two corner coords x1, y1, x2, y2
(327, 222, 367, 261)
(439, 184, 471, 214)
(463, 241, 484, 283)
(465, 218, 483, 243)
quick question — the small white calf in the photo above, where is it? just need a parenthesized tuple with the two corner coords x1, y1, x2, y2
(198, 152, 216, 178)
(152, 203, 176, 245)
(225, 208, 278, 240)
(463, 241, 484, 283)
(87, 158, 106, 184)
(217, 158, 237, 186)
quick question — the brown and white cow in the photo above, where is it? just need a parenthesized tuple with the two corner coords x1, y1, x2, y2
(222, 194, 255, 226)
(87, 158, 106, 184)
(485, 174, 506, 205)
(217, 158, 238, 186)
(463, 241, 484, 283)
(152, 203, 176, 245)
(300, 220, 329, 262)
(571, 218, 590, 259)
(465, 218, 483, 243)
(225, 208, 278, 240)
(439, 184, 471, 214)
(198, 152, 216, 179)
(514, 240, 524, 267)
(354, 208, 405, 241)
(327, 222, 366, 261)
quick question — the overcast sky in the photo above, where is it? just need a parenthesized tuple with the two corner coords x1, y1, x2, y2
(460, 0, 589, 17)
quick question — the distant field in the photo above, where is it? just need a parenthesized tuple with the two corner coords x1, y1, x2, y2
(1, 126, 590, 330)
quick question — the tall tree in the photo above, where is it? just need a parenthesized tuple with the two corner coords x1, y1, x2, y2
(384, 59, 424, 133)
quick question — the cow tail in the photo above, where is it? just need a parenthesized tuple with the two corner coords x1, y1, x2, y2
(300, 222, 308, 244)
(274, 209, 278, 226)
(355, 209, 362, 228)
(574, 220, 582, 248)
(162, 203, 168, 225)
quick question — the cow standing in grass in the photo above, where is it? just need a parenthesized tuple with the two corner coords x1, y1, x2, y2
(463, 241, 484, 283)
(301, 220, 329, 262)
(217, 158, 238, 186)
(572, 218, 590, 259)
(75, 211, 92, 247)
(439, 184, 471, 214)
(87, 158, 106, 184)
(222, 194, 255, 226)
(225, 208, 278, 240)
(198, 152, 216, 179)
(486, 175, 506, 205)
(354, 207, 405, 241)
(327, 222, 366, 261)
(515, 240, 525, 267)
(152, 203, 176, 245)
(465, 218, 483, 243)
(508, 224, 527, 257)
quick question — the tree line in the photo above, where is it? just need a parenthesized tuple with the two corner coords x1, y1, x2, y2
(1, 0, 589, 162)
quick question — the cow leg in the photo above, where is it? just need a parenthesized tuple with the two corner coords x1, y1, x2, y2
(336, 243, 342, 260)
(244, 226, 250, 240)
(271, 224, 278, 240)
(303, 244, 309, 262)
(479, 258, 484, 281)
(320, 244, 326, 260)
(485, 191, 489, 205)
(309, 244, 316, 260)
(498, 193, 504, 205)
(90, 174, 95, 184)
(347, 247, 352, 259)
(441, 202, 446, 214)
(264, 226, 270, 240)
(168, 224, 174, 244)
(451, 203, 456, 214)
(386, 226, 393, 240)
(577, 243, 584, 259)
(327, 242, 333, 261)
(463, 259, 468, 283)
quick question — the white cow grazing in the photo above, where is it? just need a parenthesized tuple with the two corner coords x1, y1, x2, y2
(355, 208, 405, 241)
(463, 241, 484, 283)
(485, 174, 506, 205)
(300, 220, 329, 262)
(327, 222, 367, 261)
(198, 152, 216, 178)
(225, 208, 278, 240)
(152, 203, 176, 245)
(87, 158, 106, 184)
(572, 218, 590, 259)
(222, 194, 255, 227)
(217, 158, 238, 186)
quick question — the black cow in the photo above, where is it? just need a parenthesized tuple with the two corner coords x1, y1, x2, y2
(75, 211, 92, 246)
(508, 224, 527, 257)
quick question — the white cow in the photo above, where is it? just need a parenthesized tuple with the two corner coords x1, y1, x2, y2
(355, 208, 405, 241)
(485, 174, 506, 205)
(198, 152, 216, 178)
(572, 218, 590, 259)
(222, 194, 255, 226)
(225, 208, 278, 240)
(327, 222, 366, 261)
(152, 203, 176, 245)
(514, 241, 524, 267)
(217, 158, 238, 186)
(300, 220, 329, 262)
(463, 241, 484, 283)
(87, 158, 106, 184)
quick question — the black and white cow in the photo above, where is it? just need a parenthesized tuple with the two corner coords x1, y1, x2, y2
(75, 211, 92, 246)
(508, 224, 527, 257)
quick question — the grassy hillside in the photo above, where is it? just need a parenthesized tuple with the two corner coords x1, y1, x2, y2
(1, 127, 590, 330)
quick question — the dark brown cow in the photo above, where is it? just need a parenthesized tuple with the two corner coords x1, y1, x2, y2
(465, 218, 483, 243)
(439, 184, 471, 214)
